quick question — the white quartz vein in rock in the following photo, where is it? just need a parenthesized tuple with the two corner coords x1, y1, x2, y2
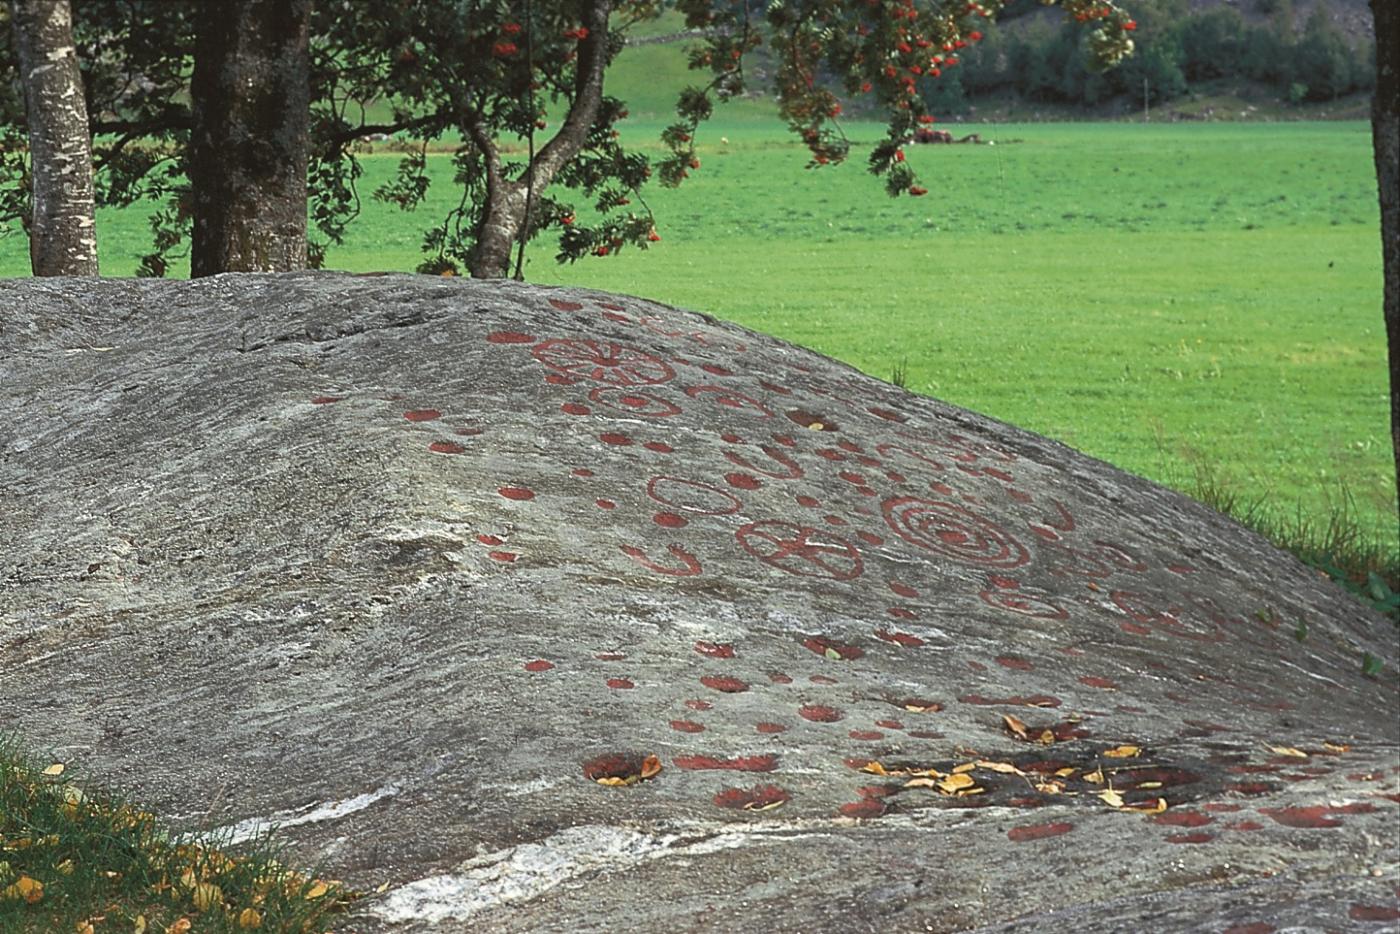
(371, 822, 831, 925)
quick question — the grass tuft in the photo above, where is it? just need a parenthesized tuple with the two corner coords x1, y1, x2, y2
(0, 735, 354, 933)
(1167, 451, 1399, 623)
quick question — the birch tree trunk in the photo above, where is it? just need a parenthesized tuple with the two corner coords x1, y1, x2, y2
(188, 0, 309, 277)
(10, 0, 97, 276)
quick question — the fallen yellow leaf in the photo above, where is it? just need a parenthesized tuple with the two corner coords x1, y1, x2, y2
(1035, 780, 1065, 795)
(807, 422, 824, 431)
(42, 763, 65, 778)
(192, 882, 223, 912)
(237, 908, 263, 929)
(1102, 745, 1141, 758)
(1268, 745, 1308, 759)
(134, 915, 147, 934)
(639, 755, 663, 779)
(166, 919, 192, 934)
(975, 760, 1024, 775)
(1084, 768, 1105, 784)
(1037, 729, 1056, 746)
(904, 776, 940, 789)
(1002, 714, 1029, 740)
(1138, 781, 1163, 790)
(952, 762, 977, 774)
(1323, 741, 1350, 754)
(936, 773, 979, 795)
(861, 761, 892, 776)
(1122, 797, 1168, 814)
(2, 875, 43, 903)
(76, 923, 94, 934)
(1095, 788, 1124, 808)
(305, 880, 330, 899)
(1054, 767, 1077, 778)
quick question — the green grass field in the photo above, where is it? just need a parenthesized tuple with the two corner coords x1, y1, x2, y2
(1, 118, 1393, 562)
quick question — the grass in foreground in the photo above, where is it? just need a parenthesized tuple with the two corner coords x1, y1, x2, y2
(0, 736, 352, 933)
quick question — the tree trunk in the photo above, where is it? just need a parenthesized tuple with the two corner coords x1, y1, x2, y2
(10, 0, 97, 276)
(1370, 0, 1399, 515)
(467, 0, 612, 279)
(189, 0, 310, 277)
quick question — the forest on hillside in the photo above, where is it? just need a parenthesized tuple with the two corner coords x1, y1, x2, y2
(916, 0, 1375, 115)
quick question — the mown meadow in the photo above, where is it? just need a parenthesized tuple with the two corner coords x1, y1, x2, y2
(4, 115, 1389, 566)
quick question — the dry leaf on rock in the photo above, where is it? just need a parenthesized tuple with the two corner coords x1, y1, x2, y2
(1002, 715, 1029, 740)
(1095, 788, 1125, 808)
(975, 760, 1024, 775)
(1267, 745, 1308, 759)
(1102, 745, 1141, 758)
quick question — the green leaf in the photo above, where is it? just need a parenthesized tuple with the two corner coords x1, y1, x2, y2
(1361, 652, 1384, 678)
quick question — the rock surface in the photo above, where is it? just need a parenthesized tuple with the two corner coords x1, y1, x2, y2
(1, 272, 1397, 932)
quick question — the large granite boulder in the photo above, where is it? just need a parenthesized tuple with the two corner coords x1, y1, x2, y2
(1, 273, 1396, 932)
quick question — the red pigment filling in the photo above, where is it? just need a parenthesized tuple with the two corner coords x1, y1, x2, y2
(454, 426, 484, 436)
(809, 675, 839, 686)
(995, 655, 1034, 671)
(1079, 676, 1119, 689)
(1153, 809, 1213, 827)
(838, 798, 887, 819)
(477, 534, 503, 546)
(907, 730, 944, 739)
(819, 449, 847, 462)
(545, 374, 573, 385)
(595, 499, 616, 509)
(868, 407, 906, 422)
(771, 434, 796, 447)
(700, 675, 749, 693)
(714, 785, 790, 810)
(838, 470, 866, 485)
(428, 441, 465, 454)
(489, 551, 518, 563)
(967, 661, 987, 672)
(599, 302, 625, 311)
(561, 403, 591, 416)
(499, 486, 536, 501)
(1226, 820, 1264, 831)
(823, 514, 848, 526)
(599, 432, 632, 445)
(685, 699, 713, 711)
(875, 720, 902, 730)
(523, 660, 554, 672)
(1222, 925, 1276, 934)
(1225, 782, 1274, 796)
(548, 299, 583, 311)
(725, 472, 762, 490)
(486, 330, 536, 343)
(803, 637, 863, 660)
(404, 409, 441, 422)
(1349, 906, 1400, 922)
(796, 495, 821, 507)
(759, 380, 791, 395)
(848, 730, 884, 741)
(857, 532, 884, 545)
(602, 311, 630, 323)
(670, 720, 705, 733)
(875, 628, 924, 647)
(606, 678, 635, 689)
(653, 512, 688, 528)
(694, 641, 736, 659)
(673, 754, 778, 772)
(1165, 832, 1215, 844)
(755, 722, 787, 734)
(595, 653, 625, 661)
(889, 581, 919, 598)
(1007, 821, 1074, 843)
(798, 704, 844, 723)
(1260, 806, 1344, 828)
(572, 468, 595, 477)
(768, 672, 793, 684)
(701, 363, 733, 376)
(644, 441, 674, 453)
(1008, 489, 1033, 502)
(310, 395, 343, 404)
(887, 607, 917, 620)
(719, 432, 744, 444)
